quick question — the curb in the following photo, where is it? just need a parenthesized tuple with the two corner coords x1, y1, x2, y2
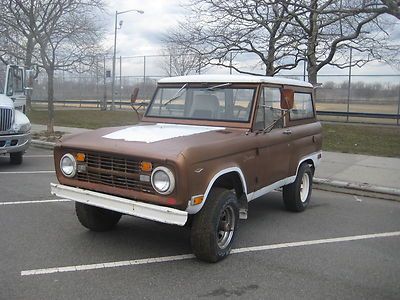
(31, 140, 56, 150)
(30, 140, 399, 202)
(313, 178, 400, 202)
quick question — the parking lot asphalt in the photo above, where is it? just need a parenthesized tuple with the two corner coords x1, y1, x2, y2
(1, 148, 399, 300)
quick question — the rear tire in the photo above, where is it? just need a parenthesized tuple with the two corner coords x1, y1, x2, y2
(10, 152, 23, 165)
(283, 163, 313, 212)
(191, 188, 239, 263)
(75, 202, 122, 232)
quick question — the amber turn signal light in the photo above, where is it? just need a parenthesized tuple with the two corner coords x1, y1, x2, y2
(140, 161, 153, 172)
(192, 195, 204, 205)
(76, 153, 86, 162)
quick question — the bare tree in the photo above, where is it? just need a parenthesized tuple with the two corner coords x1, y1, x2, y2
(161, 41, 206, 76)
(168, 0, 303, 76)
(167, 0, 399, 83)
(0, 0, 43, 111)
(283, 0, 397, 83)
(35, 1, 105, 133)
(380, 0, 400, 19)
(0, 0, 106, 132)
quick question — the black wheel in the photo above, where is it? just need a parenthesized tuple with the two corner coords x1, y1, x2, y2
(184, 215, 194, 228)
(283, 163, 313, 212)
(190, 188, 239, 263)
(75, 202, 122, 232)
(10, 152, 23, 165)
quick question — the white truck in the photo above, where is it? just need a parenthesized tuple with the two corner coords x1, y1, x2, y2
(0, 65, 32, 164)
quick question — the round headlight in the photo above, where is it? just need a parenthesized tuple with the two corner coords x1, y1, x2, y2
(60, 153, 77, 178)
(151, 166, 175, 195)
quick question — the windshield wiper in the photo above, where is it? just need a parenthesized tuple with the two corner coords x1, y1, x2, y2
(162, 83, 187, 107)
(206, 83, 231, 90)
(255, 106, 291, 134)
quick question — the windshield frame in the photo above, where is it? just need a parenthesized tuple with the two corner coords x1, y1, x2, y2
(143, 83, 260, 129)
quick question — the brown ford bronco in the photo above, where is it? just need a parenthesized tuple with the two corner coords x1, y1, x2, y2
(51, 74, 322, 262)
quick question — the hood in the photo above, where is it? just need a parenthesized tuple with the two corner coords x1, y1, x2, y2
(59, 123, 247, 161)
(0, 94, 14, 108)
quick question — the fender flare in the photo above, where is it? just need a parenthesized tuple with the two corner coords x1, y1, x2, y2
(295, 151, 322, 177)
(186, 167, 247, 214)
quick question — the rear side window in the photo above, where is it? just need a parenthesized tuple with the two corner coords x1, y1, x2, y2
(290, 92, 314, 120)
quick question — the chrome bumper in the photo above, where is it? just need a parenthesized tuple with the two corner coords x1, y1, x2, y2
(0, 132, 31, 154)
(50, 183, 188, 226)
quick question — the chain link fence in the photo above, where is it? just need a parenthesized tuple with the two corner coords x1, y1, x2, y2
(30, 54, 400, 125)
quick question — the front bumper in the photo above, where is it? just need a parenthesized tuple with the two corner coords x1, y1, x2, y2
(0, 132, 31, 154)
(50, 183, 188, 226)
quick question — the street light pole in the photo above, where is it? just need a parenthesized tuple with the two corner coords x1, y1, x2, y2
(111, 9, 144, 111)
(111, 11, 118, 111)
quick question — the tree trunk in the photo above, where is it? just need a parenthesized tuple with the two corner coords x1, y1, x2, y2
(307, 0, 319, 85)
(265, 47, 276, 76)
(381, 0, 400, 19)
(24, 35, 34, 113)
(308, 68, 318, 85)
(46, 67, 55, 134)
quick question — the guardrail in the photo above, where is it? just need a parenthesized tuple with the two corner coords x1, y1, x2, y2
(32, 99, 134, 108)
(317, 110, 400, 120)
(31, 99, 400, 125)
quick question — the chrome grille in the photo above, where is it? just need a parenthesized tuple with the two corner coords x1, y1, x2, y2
(76, 152, 155, 194)
(0, 108, 13, 132)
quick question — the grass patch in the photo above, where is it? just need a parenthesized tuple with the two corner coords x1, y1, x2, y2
(322, 123, 400, 157)
(27, 109, 140, 129)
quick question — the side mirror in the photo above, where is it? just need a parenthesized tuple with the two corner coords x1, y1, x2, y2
(131, 87, 139, 103)
(5, 67, 14, 96)
(281, 88, 294, 110)
(25, 69, 34, 90)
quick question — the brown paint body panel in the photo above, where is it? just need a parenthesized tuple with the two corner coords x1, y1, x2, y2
(54, 79, 322, 213)
(54, 127, 257, 210)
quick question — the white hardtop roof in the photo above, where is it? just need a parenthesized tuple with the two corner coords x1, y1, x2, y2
(158, 74, 313, 88)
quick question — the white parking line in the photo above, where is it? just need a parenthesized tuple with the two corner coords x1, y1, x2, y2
(21, 230, 400, 276)
(0, 171, 55, 174)
(0, 199, 70, 206)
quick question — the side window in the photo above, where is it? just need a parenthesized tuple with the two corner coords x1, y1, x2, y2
(290, 92, 314, 120)
(254, 87, 282, 130)
(5, 67, 24, 96)
(13, 68, 24, 93)
(6, 68, 13, 96)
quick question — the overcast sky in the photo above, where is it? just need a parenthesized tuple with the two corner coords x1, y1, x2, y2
(104, 0, 184, 56)
(103, 0, 400, 79)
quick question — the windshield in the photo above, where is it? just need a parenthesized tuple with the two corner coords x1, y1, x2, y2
(146, 85, 256, 123)
(0, 66, 24, 95)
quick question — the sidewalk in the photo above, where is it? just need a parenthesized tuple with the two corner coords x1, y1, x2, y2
(314, 152, 400, 200)
(30, 124, 400, 201)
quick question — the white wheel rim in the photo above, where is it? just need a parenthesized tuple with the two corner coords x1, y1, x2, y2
(300, 173, 310, 203)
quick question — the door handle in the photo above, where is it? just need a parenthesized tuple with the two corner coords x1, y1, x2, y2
(283, 129, 292, 135)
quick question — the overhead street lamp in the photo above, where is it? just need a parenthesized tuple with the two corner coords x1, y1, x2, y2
(111, 9, 144, 111)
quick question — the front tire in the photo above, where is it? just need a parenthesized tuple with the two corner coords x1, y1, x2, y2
(190, 188, 239, 263)
(75, 202, 122, 232)
(283, 163, 313, 212)
(10, 152, 23, 165)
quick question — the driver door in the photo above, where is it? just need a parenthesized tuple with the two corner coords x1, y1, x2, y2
(253, 86, 291, 192)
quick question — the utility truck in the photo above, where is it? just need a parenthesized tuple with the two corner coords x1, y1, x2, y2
(0, 65, 32, 164)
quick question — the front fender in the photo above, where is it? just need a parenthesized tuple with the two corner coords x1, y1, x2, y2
(186, 166, 247, 214)
(14, 110, 30, 126)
